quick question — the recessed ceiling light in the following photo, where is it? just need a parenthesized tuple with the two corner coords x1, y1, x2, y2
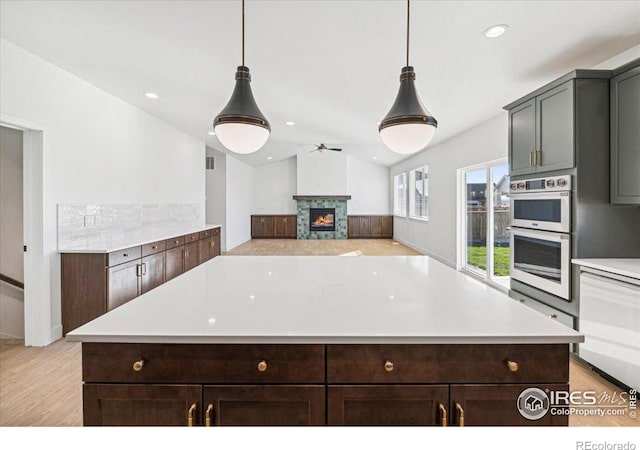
(373, 156, 377, 160)
(285, 121, 295, 126)
(484, 24, 509, 38)
(144, 92, 159, 99)
(267, 156, 272, 160)
(208, 131, 216, 136)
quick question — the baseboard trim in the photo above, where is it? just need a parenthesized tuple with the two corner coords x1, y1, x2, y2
(0, 331, 24, 340)
(225, 237, 252, 252)
(392, 237, 456, 269)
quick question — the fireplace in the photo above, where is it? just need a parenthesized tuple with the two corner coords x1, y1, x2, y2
(309, 208, 335, 232)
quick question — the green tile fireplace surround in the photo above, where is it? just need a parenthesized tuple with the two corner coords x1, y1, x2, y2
(293, 195, 351, 240)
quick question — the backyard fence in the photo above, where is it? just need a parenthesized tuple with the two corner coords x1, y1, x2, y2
(467, 207, 510, 246)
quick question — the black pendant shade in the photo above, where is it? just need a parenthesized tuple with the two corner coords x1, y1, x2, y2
(213, 66, 270, 131)
(378, 66, 437, 132)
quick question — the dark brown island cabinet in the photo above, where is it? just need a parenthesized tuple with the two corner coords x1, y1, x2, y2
(81, 342, 568, 426)
(251, 215, 297, 238)
(348, 215, 393, 238)
(61, 227, 221, 335)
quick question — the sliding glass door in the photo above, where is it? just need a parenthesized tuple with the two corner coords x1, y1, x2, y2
(460, 160, 510, 287)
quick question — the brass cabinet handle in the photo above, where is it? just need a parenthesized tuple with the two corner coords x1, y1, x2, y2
(506, 360, 519, 372)
(536, 150, 541, 166)
(187, 403, 197, 427)
(257, 360, 268, 372)
(136, 264, 142, 277)
(132, 359, 145, 371)
(384, 360, 394, 372)
(455, 403, 465, 427)
(210, 241, 215, 248)
(174, 240, 179, 244)
(529, 151, 534, 167)
(205, 404, 214, 427)
(438, 403, 447, 427)
(141, 262, 147, 276)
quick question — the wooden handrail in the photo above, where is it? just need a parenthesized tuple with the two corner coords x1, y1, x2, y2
(0, 273, 24, 290)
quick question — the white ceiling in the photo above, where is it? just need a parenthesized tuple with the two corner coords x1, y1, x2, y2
(1, 1, 639, 167)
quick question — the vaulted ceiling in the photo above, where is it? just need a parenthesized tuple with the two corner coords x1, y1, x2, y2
(1, 1, 639, 167)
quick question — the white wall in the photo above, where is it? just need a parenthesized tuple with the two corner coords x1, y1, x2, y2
(205, 147, 228, 251)
(390, 114, 508, 266)
(226, 156, 254, 250)
(252, 157, 297, 214)
(0, 126, 24, 339)
(347, 157, 390, 215)
(0, 39, 205, 345)
(296, 151, 348, 195)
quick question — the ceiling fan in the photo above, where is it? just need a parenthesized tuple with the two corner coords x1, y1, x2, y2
(309, 143, 342, 153)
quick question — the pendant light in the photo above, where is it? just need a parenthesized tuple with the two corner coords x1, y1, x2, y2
(213, 0, 270, 154)
(379, 0, 437, 154)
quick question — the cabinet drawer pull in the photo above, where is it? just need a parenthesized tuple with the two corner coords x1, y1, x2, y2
(506, 360, 519, 372)
(438, 403, 447, 427)
(123, 253, 128, 257)
(384, 360, 394, 372)
(187, 403, 197, 427)
(257, 360, 268, 372)
(549, 314, 558, 319)
(132, 359, 145, 371)
(205, 404, 214, 427)
(175, 240, 179, 244)
(152, 245, 157, 250)
(455, 403, 465, 427)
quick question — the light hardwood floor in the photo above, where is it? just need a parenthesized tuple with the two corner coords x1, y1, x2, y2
(1, 239, 636, 427)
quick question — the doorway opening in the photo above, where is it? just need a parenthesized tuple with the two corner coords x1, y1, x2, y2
(0, 126, 25, 340)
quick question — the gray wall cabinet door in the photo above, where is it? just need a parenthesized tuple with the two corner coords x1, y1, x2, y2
(509, 99, 537, 176)
(611, 66, 640, 204)
(535, 80, 575, 173)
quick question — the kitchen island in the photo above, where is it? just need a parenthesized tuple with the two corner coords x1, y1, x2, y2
(67, 255, 583, 426)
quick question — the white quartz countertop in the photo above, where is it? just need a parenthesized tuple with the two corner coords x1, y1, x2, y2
(58, 224, 222, 253)
(572, 258, 640, 280)
(66, 256, 584, 345)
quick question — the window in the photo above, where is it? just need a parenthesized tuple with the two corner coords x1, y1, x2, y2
(393, 173, 407, 216)
(409, 165, 429, 219)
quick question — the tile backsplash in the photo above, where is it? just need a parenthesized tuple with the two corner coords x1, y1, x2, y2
(58, 203, 202, 249)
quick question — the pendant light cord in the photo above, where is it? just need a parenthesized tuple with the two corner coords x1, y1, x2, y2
(406, 0, 410, 67)
(242, 0, 245, 66)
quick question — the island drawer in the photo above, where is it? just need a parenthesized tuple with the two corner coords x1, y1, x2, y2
(184, 232, 200, 243)
(142, 240, 166, 257)
(165, 236, 185, 249)
(212, 227, 220, 236)
(107, 246, 142, 267)
(199, 229, 212, 239)
(326, 344, 568, 384)
(82, 343, 325, 384)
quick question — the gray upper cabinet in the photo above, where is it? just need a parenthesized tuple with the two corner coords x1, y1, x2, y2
(507, 80, 574, 176)
(536, 81, 575, 172)
(611, 66, 640, 204)
(509, 99, 537, 176)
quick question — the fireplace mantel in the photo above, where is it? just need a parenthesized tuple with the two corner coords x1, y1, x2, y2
(292, 195, 351, 201)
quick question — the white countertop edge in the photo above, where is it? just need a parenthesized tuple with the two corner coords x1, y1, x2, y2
(65, 334, 584, 345)
(572, 258, 640, 281)
(59, 224, 223, 253)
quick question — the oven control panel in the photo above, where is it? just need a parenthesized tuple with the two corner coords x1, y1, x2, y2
(510, 175, 571, 193)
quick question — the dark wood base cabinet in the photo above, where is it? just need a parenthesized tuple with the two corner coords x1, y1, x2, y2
(348, 215, 393, 238)
(81, 343, 569, 427)
(251, 215, 297, 238)
(62, 227, 221, 334)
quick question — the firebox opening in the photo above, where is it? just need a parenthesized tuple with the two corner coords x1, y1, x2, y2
(310, 208, 336, 232)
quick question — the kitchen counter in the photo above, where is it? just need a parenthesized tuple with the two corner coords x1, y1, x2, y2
(67, 255, 583, 344)
(58, 223, 222, 253)
(572, 258, 640, 280)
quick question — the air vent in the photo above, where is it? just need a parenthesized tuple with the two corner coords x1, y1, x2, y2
(206, 156, 215, 170)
